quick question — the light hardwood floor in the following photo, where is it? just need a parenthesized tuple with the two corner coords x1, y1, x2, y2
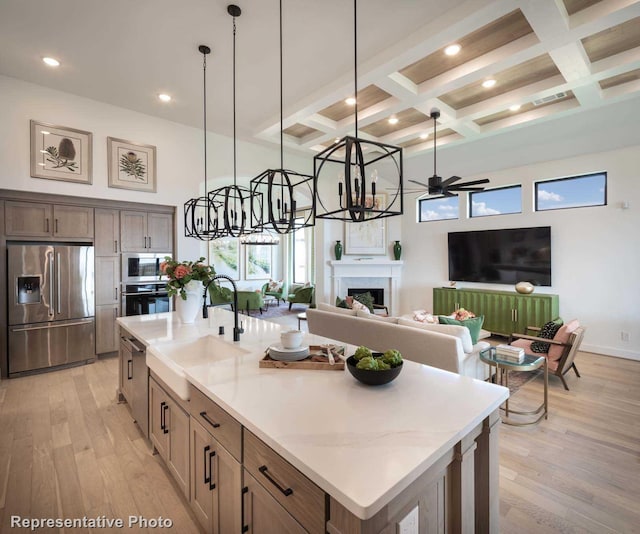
(0, 350, 638, 533)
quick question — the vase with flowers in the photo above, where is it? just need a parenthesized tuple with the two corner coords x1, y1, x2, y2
(160, 257, 215, 323)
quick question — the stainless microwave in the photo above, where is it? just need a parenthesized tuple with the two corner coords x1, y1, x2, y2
(122, 252, 171, 283)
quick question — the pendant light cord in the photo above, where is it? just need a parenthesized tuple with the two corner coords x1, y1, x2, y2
(279, 0, 284, 171)
(232, 16, 237, 188)
(353, 0, 358, 135)
(203, 51, 208, 197)
(433, 114, 437, 176)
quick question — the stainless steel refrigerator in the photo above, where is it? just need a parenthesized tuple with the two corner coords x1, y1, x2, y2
(7, 244, 95, 376)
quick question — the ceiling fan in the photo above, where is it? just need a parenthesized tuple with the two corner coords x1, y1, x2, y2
(407, 108, 490, 197)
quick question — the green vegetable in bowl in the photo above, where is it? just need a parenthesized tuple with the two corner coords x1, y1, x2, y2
(374, 357, 391, 370)
(354, 346, 373, 361)
(382, 349, 403, 367)
(356, 356, 379, 370)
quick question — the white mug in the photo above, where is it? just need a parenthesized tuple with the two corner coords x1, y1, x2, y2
(281, 329, 303, 349)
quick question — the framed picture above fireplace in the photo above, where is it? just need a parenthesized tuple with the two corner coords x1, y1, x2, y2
(344, 193, 387, 255)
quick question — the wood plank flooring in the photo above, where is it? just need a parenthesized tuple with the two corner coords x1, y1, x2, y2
(0, 350, 638, 533)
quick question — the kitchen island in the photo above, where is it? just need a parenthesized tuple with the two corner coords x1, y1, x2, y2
(118, 309, 508, 533)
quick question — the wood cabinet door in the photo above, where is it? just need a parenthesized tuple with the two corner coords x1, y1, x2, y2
(190, 417, 215, 532)
(120, 211, 147, 252)
(243, 471, 307, 534)
(53, 205, 94, 238)
(96, 305, 119, 354)
(119, 338, 133, 404)
(95, 208, 120, 256)
(149, 378, 169, 460)
(166, 398, 190, 499)
(5, 201, 52, 236)
(147, 212, 173, 252)
(95, 257, 120, 305)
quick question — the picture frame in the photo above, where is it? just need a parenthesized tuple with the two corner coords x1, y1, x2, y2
(107, 137, 157, 193)
(245, 244, 274, 280)
(344, 193, 387, 255)
(209, 238, 240, 280)
(30, 120, 93, 184)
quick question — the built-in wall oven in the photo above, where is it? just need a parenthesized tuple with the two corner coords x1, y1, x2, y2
(121, 253, 172, 316)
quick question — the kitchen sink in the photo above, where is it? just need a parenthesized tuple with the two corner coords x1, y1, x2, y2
(146, 335, 250, 400)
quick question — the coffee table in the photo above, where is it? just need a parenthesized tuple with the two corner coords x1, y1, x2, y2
(480, 346, 548, 426)
(263, 295, 276, 309)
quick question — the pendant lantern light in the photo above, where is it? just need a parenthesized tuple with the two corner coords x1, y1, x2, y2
(249, 0, 315, 235)
(184, 45, 223, 240)
(313, 0, 403, 222)
(207, 4, 262, 238)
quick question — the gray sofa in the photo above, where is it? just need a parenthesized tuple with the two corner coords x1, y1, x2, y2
(307, 303, 490, 380)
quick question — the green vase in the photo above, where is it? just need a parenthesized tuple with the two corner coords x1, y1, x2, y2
(334, 240, 343, 260)
(393, 240, 402, 260)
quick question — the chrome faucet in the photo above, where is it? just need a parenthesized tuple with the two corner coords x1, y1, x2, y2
(203, 274, 243, 342)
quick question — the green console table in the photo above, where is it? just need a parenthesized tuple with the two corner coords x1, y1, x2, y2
(433, 287, 559, 336)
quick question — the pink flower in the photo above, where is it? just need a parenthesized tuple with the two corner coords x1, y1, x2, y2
(159, 261, 168, 274)
(174, 265, 191, 279)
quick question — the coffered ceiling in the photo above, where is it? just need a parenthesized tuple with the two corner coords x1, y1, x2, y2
(1, 0, 639, 160)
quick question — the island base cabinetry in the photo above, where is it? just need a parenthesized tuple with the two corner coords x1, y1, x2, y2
(149, 375, 190, 500)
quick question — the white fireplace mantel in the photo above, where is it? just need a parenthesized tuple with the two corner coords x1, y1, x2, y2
(329, 259, 403, 315)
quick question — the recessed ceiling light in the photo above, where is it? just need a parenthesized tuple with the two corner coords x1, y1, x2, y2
(42, 57, 60, 67)
(444, 44, 461, 56)
(345, 97, 356, 106)
(388, 115, 399, 125)
(482, 79, 496, 89)
(420, 132, 429, 140)
(509, 104, 521, 112)
(158, 93, 172, 103)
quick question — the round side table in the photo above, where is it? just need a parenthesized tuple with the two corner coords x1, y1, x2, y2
(480, 346, 548, 426)
(297, 312, 307, 330)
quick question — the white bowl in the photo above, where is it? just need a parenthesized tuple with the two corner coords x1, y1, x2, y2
(280, 329, 303, 349)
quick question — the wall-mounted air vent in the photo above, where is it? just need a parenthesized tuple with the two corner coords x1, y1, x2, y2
(533, 92, 567, 106)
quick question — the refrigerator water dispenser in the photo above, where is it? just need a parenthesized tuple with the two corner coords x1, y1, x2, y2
(17, 276, 42, 304)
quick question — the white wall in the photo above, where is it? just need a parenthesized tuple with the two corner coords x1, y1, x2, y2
(399, 145, 640, 360)
(0, 75, 308, 277)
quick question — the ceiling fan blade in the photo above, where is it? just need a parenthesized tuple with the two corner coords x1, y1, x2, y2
(448, 186, 486, 192)
(409, 179, 430, 188)
(455, 178, 490, 187)
(440, 175, 462, 187)
(443, 191, 458, 198)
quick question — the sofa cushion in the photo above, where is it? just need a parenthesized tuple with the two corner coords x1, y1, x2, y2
(317, 302, 357, 316)
(439, 315, 485, 344)
(356, 310, 398, 323)
(398, 318, 473, 353)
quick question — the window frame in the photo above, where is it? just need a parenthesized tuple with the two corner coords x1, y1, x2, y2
(468, 184, 522, 218)
(417, 195, 460, 223)
(534, 171, 607, 212)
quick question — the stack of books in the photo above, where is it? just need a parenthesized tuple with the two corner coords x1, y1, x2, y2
(495, 344, 525, 363)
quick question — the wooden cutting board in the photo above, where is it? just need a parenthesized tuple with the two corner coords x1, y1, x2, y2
(259, 345, 345, 371)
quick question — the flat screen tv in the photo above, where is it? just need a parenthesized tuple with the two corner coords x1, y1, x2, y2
(448, 226, 551, 286)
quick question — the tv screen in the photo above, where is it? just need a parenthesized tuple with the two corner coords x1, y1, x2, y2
(448, 226, 551, 286)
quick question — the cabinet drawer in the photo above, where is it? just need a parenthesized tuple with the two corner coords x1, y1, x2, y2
(188, 384, 242, 461)
(244, 430, 325, 534)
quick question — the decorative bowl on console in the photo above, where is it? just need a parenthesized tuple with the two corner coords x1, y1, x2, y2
(346, 354, 403, 386)
(515, 281, 535, 294)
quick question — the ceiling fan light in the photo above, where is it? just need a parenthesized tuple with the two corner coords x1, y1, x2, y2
(444, 44, 461, 56)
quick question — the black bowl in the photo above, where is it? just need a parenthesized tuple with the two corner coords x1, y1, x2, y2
(346, 354, 403, 386)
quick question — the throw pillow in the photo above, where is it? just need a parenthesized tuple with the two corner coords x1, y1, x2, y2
(335, 297, 349, 309)
(530, 320, 563, 353)
(352, 292, 375, 313)
(439, 315, 485, 344)
(412, 310, 438, 323)
(350, 299, 370, 313)
(267, 279, 283, 292)
(302, 281, 312, 289)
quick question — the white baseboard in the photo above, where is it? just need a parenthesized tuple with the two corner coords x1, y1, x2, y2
(581, 343, 639, 361)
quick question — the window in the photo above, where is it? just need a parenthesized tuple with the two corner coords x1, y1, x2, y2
(292, 217, 314, 283)
(469, 185, 521, 218)
(535, 172, 607, 211)
(418, 196, 459, 222)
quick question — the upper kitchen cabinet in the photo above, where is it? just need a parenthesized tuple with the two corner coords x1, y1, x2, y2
(95, 208, 120, 256)
(5, 201, 94, 239)
(120, 210, 173, 253)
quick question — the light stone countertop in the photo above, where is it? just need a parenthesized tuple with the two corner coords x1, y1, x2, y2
(117, 308, 508, 520)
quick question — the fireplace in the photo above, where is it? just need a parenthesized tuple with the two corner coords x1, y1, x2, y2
(347, 288, 384, 306)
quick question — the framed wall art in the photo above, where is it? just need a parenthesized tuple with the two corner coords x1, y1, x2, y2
(107, 137, 157, 193)
(209, 238, 240, 280)
(30, 120, 93, 184)
(245, 244, 273, 280)
(344, 193, 387, 255)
